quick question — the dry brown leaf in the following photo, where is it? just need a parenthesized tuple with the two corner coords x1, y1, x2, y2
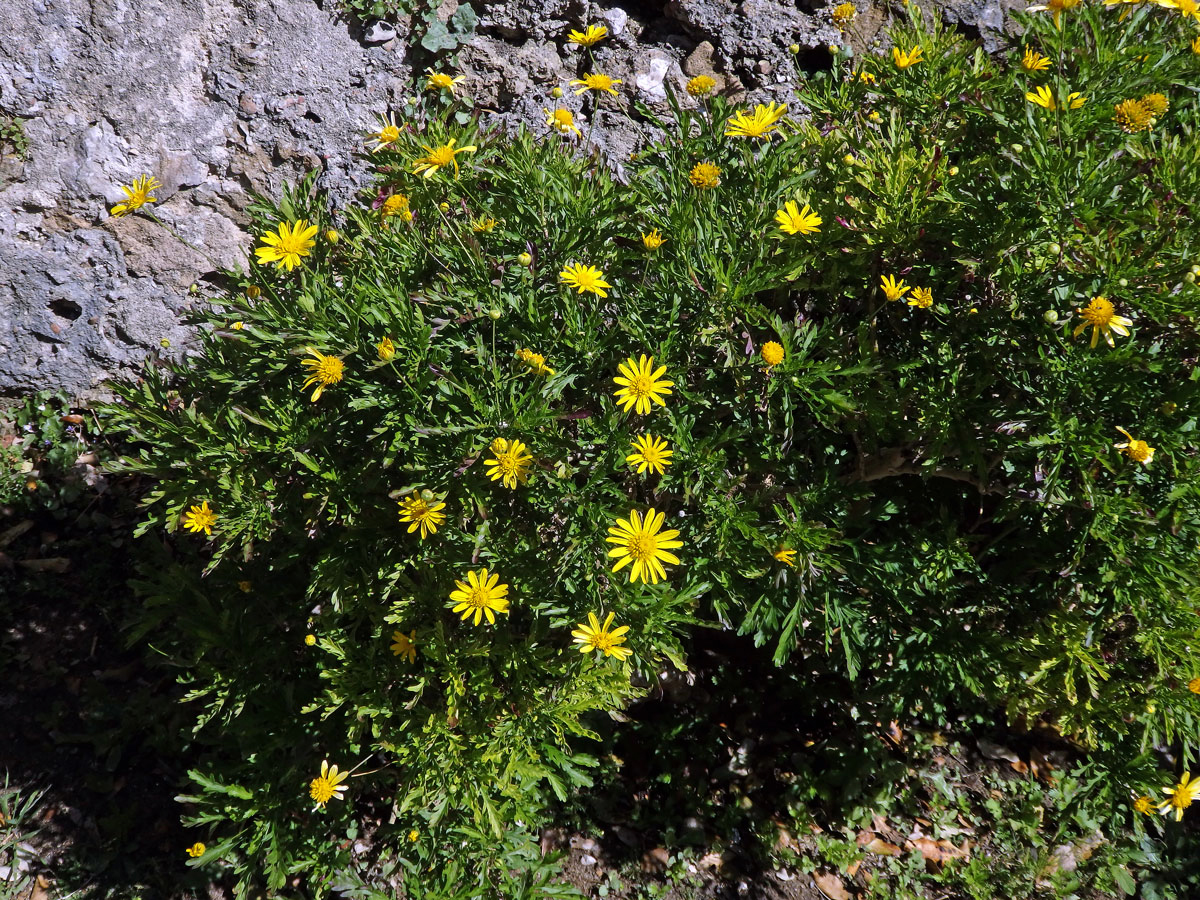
(871, 814, 890, 833)
(18, 557, 71, 573)
(865, 838, 904, 857)
(1009, 759, 1029, 774)
(846, 860, 862, 879)
(813, 871, 852, 900)
(855, 829, 873, 847)
(909, 837, 970, 864)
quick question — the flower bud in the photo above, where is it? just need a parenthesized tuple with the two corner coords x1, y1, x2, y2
(517, 251, 532, 266)
(325, 229, 339, 244)
(439, 202, 450, 213)
(1047, 242, 1061, 255)
(1161, 401, 1178, 415)
(305, 634, 316, 646)
(790, 43, 800, 55)
(948, 166, 958, 176)
(488, 308, 502, 320)
(1011, 143, 1024, 154)
(551, 86, 563, 98)
(1043, 309, 1059, 324)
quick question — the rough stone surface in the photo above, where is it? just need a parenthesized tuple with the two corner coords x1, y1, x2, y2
(0, 0, 1023, 398)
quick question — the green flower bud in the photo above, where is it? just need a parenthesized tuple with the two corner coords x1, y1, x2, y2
(517, 252, 532, 266)
(1043, 310, 1059, 324)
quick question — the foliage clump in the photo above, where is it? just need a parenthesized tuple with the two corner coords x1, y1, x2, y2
(105, 5, 1200, 896)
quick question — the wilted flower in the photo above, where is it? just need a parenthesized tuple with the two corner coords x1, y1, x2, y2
(365, 113, 402, 153)
(517, 347, 554, 376)
(1021, 47, 1052, 72)
(832, 2, 857, 28)
(908, 287, 934, 308)
(186, 842, 206, 858)
(390, 629, 418, 663)
(544, 107, 582, 137)
(1115, 427, 1155, 465)
(377, 337, 396, 360)
(1073, 296, 1131, 348)
(761, 342, 785, 367)
(686, 75, 717, 97)
(1114, 98, 1154, 133)
(774, 548, 797, 566)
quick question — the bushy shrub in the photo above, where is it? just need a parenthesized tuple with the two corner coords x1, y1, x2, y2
(105, 5, 1200, 895)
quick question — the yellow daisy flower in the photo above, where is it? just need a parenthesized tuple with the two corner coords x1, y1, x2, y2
(908, 287, 934, 308)
(300, 348, 344, 402)
(642, 228, 667, 251)
(382, 194, 412, 221)
(412, 139, 477, 178)
(390, 629, 418, 663)
(484, 437, 534, 489)
(1073, 296, 1132, 348)
(1114, 99, 1154, 132)
(1159, 772, 1200, 820)
(377, 337, 396, 361)
(567, 24, 608, 46)
(425, 70, 466, 94)
(571, 73, 622, 95)
(110, 175, 162, 217)
(1022, 47, 1052, 72)
(1166, 0, 1200, 20)
(559, 262, 612, 297)
(1115, 427, 1155, 465)
(309, 760, 349, 809)
(614, 355, 674, 415)
(774, 548, 797, 566)
(572, 612, 633, 660)
(686, 75, 717, 97)
(365, 113, 402, 153)
(397, 493, 447, 539)
(1140, 92, 1168, 117)
(545, 107, 582, 137)
(725, 102, 788, 139)
(775, 201, 822, 236)
(892, 45, 924, 69)
(627, 434, 674, 475)
(762, 341, 785, 367)
(254, 220, 319, 272)
(449, 568, 510, 625)
(880, 274, 910, 302)
(1134, 795, 1156, 815)
(517, 348, 555, 375)
(182, 501, 217, 536)
(606, 508, 684, 584)
(186, 842, 206, 858)
(689, 161, 721, 189)
(1188, 677, 1200, 693)
(472, 216, 498, 233)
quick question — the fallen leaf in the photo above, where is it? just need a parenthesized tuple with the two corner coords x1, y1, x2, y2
(1009, 759, 1029, 775)
(865, 838, 903, 857)
(846, 860, 862, 878)
(813, 871, 852, 900)
(18, 557, 71, 573)
(909, 837, 970, 864)
(978, 738, 1020, 763)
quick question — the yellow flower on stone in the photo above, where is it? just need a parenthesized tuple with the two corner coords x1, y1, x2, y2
(1115, 427, 1155, 466)
(1114, 99, 1154, 133)
(1073, 296, 1132, 348)
(1134, 795, 1156, 816)
(544, 107, 582, 137)
(412, 139, 477, 178)
(517, 347, 555, 376)
(614, 355, 674, 415)
(606, 508, 683, 584)
(397, 493, 447, 539)
(689, 161, 721, 189)
(880, 274, 910, 302)
(572, 612, 633, 660)
(255, 220, 319, 272)
(892, 45, 924, 69)
(832, 2, 857, 28)
(560, 262, 612, 297)
(1027, 0, 1081, 29)
(377, 337, 396, 361)
(571, 73, 622, 95)
(1141, 92, 1168, 117)
(641, 229, 667, 251)
(567, 24, 608, 46)
(1021, 47, 1052, 72)
(309, 760, 349, 809)
(686, 75, 717, 97)
(484, 437, 534, 489)
(366, 113, 402, 153)
(182, 501, 217, 536)
(725, 102, 788, 139)
(449, 568, 510, 625)
(775, 201, 822, 236)
(110, 175, 162, 217)
(774, 548, 797, 567)
(627, 434, 674, 476)
(186, 842, 206, 858)
(1159, 772, 1200, 820)
(762, 341, 785, 367)
(390, 629, 418, 663)
(300, 348, 345, 402)
(1188, 677, 1200, 694)
(908, 287, 934, 308)
(425, 70, 466, 95)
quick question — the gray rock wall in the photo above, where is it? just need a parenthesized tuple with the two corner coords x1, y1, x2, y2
(0, 0, 1017, 397)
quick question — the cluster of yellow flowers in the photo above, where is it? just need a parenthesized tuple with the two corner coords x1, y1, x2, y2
(1113, 93, 1169, 133)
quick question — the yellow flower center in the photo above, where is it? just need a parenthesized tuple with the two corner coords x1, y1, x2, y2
(379, 125, 400, 143)
(1126, 440, 1152, 462)
(627, 375, 657, 401)
(277, 228, 313, 257)
(590, 631, 616, 652)
(310, 777, 336, 804)
(551, 110, 574, 131)
(1166, 785, 1193, 811)
(429, 146, 456, 166)
(467, 586, 492, 609)
(315, 356, 344, 385)
(1080, 297, 1115, 326)
(627, 531, 656, 561)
